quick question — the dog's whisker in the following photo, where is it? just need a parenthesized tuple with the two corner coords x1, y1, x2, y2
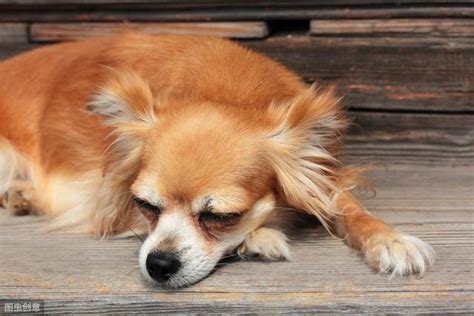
(128, 227, 144, 243)
(214, 262, 235, 268)
(219, 254, 238, 260)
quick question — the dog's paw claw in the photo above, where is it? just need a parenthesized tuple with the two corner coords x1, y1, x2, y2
(238, 227, 291, 261)
(364, 232, 434, 277)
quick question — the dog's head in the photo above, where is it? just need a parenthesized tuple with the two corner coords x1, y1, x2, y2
(89, 70, 347, 287)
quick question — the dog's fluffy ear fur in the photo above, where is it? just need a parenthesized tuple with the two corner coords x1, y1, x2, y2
(86, 69, 157, 236)
(266, 85, 349, 232)
(88, 68, 157, 136)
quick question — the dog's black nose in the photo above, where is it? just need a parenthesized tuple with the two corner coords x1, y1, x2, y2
(146, 251, 181, 282)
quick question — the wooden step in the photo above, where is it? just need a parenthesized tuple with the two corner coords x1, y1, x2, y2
(30, 22, 270, 42)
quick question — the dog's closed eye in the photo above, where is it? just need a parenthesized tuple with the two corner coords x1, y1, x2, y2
(198, 211, 242, 223)
(133, 197, 162, 217)
(198, 211, 242, 236)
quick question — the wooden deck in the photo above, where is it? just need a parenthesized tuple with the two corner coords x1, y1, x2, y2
(1, 113, 473, 314)
(0, 1, 473, 314)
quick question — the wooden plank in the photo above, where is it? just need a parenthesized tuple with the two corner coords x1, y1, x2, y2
(0, 1, 470, 5)
(344, 112, 474, 166)
(295, 7, 474, 20)
(29, 22, 269, 42)
(0, 6, 472, 22)
(311, 19, 474, 37)
(0, 163, 472, 313)
(355, 165, 474, 216)
(1, 38, 473, 113)
(246, 36, 474, 113)
(0, 23, 28, 43)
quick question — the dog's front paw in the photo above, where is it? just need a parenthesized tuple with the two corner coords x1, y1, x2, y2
(237, 227, 291, 260)
(2, 186, 37, 216)
(364, 231, 434, 277)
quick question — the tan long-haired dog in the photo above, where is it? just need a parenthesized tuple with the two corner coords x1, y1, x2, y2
(0, 32, 433, 287)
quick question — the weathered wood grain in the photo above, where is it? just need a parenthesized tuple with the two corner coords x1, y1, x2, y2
(1, 36, 473, 113)
(344, 112, 474, 166)
(357, 165, 474, 216)
(30, 22, 269, 42)
(0, 1, 470, 5)
(0, 163, 472, 314)
(0, 4, 472, 22)
(246, 36, 474, 112)
(297, 7, 474, 20)
(311, 19, 474, 37)
(0, 23, 28, 43)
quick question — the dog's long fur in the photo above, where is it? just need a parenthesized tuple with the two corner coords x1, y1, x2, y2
(0, 32, 434, 287)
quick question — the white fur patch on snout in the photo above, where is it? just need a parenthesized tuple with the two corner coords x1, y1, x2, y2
(139, 232, 159, 284)
(138, 211, 219, 288)
(364, 232, 435, 278)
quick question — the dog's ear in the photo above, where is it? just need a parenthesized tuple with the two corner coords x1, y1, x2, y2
(265, 85, 348, 231)
(84, 69, 158, 236)
(88, 68, 157, 136)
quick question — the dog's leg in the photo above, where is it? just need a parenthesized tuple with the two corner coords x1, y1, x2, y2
(237, 227, 291, 260)
(1, 180, 41, 216)
(335, 192, 434, 277)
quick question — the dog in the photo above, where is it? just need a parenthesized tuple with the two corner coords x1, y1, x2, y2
(0, 32, 434, 288)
